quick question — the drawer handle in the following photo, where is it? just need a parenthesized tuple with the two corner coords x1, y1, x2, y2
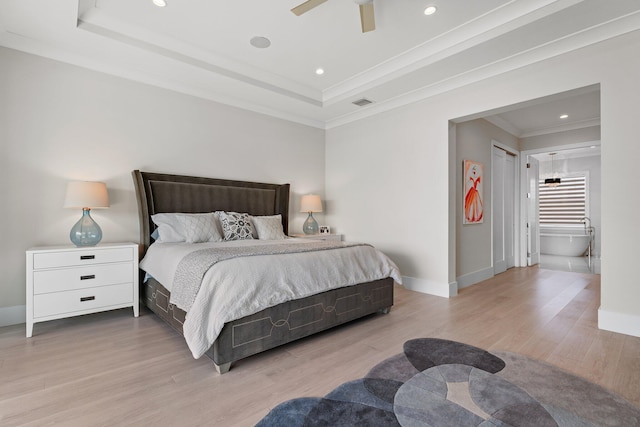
(80, 274, 96, 280)
(80, 296, 96, 302)
(80, 255, 95, 260)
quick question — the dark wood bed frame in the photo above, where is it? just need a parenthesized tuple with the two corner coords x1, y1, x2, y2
(132, 170, 394, 373)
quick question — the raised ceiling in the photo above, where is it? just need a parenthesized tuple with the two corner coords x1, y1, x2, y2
(1, 0, 639, 130)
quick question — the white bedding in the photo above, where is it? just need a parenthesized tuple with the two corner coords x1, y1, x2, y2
(140, 238, 402, 359)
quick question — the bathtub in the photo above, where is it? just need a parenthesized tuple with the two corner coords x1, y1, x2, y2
(540, 227, 592, 257)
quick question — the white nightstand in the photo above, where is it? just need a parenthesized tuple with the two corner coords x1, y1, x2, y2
(290, 234, 343, 241)
(25, 242, 139, 337)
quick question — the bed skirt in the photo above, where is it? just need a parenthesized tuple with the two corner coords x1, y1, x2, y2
(143, 277, 394, 371)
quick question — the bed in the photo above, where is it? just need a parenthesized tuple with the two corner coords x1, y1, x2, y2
(132, 170, 398, 374)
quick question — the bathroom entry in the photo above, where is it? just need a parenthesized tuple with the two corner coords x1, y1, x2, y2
(526, 145, 601, 274)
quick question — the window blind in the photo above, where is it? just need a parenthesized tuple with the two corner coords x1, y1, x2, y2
(538, 175, 587, 225)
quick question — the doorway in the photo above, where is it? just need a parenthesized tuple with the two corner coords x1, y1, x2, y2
(452, 85, 600, 289)
(522, 144, 602, 274)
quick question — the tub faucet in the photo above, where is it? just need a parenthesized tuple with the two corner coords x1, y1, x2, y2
(580, 216, 594, 262)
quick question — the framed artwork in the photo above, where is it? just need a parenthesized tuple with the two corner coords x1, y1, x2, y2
(463, 160, 484, 224)
(319, 225, 331, 235)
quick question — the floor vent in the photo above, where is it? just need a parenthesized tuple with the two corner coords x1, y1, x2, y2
(352, 98, 374, 107)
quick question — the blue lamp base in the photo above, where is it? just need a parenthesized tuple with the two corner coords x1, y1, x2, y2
(70, 208, 103, 247)
(303, 212, 319, 235)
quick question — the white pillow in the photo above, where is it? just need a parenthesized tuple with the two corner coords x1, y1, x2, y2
(178, 213, 223, 243)
(219, 212, 255, 241)
(252, 215, 286, 240)
(151, 213, 185, 242)
(151, 212, 223, 243)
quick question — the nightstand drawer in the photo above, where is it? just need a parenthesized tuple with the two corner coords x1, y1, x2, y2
(33, 283, 134, 318)
(33, 247, 134, 269)
(33, 263, 133, 294)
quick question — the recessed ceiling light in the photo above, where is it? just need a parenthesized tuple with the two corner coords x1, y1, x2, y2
(315, 68, 325, 75)
(424, 6, 437, 16)
(559, 114, 569, 119)
(152, 0, 167, 7)
(250, 36, 271, 49)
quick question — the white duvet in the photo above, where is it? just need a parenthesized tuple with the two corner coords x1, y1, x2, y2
(139, 238, 402, 359)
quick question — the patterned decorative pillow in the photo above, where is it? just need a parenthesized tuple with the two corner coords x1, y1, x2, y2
(219, 212, 255, 241)
(252, 215, 286, 240)
(178, 213, 223, 243)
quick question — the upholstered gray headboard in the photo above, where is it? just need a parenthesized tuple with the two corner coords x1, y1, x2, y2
(132, 170, 290, 256)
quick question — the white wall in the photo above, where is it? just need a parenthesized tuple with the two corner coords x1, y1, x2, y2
(0, 47, 326, 325)
(326, 30, 640, 337)
(325, 103, 454, 296)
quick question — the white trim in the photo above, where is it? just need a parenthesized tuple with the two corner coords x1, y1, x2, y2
(598, 308, 640, 338)
(456, 267, 494, 290)
(0, 305, 26, 328)
(402, 276, 457, 298)
(521, 140, 600, 156)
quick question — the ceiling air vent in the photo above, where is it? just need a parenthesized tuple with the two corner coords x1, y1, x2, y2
(352, 98, 374, 107)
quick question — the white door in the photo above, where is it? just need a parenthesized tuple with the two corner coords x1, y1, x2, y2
(527, 155, 540, 266)
(492, 147, 507, 275)
(505, 153, 515, 269)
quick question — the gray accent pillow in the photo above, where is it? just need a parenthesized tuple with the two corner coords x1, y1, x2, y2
(219, 212, 255, 241)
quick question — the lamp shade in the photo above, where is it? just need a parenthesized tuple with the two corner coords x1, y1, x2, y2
(63, 181, 109, 209)
(300, 194, 322, 213)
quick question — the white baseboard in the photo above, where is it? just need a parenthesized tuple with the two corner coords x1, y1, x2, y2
(456, 267, 495, 290)
(598, 308, 640, 338)
(402, 276, 457, 298)
(0, 305, 25, 328)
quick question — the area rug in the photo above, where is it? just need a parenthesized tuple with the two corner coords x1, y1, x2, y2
(256, 338, 640, 426)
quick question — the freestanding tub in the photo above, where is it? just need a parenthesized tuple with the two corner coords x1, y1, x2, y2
(540, 227, 592, 257)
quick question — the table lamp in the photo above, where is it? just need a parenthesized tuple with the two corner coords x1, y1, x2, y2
(64, 181, 110, 246)
(300, 194, 322, 235)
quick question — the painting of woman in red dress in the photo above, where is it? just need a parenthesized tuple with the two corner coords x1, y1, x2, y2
(464, 160, 484, 224)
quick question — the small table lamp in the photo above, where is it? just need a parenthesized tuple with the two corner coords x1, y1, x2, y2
(64, 181, 110, 247)
(300, 194, 322, 235)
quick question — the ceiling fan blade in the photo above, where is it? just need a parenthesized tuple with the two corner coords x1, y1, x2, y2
(291, 0, 328, 16)
(359, 3, 375, 33)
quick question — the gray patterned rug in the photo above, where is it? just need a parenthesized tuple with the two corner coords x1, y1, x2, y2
(256, 338, 640, 426)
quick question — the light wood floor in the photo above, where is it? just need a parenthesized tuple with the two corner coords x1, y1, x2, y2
(1, 267, 638, 426)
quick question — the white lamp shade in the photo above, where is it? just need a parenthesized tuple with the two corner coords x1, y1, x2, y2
(63, 181, 110, 209)
(300, 194, 322, 213)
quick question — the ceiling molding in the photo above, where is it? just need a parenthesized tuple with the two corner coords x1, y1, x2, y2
(484, 116, 521, 137)
(519, 118, 601, 138)
(76, 15, 323, 106)
(322, 0, 582, 105)
(326, 10, 640, 129)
